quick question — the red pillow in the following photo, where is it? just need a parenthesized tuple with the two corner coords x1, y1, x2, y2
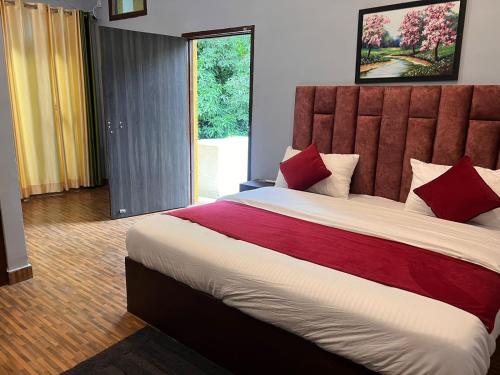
(279, 144, 332, 191)
(414, 156, 500, 223)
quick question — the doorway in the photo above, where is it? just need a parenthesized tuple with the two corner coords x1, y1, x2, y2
(184, 26, 254, 203)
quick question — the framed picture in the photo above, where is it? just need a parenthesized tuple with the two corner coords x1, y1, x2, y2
(355, 0, 466, 84)
(109, 0, 147, 21)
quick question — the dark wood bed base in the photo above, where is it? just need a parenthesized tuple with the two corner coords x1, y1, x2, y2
(126, 256, 500, 375)
(125, 257, 374, 374)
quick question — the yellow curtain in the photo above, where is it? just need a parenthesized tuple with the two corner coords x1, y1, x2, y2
(50, 7, 90, 189)
(1, 0, 89, 199)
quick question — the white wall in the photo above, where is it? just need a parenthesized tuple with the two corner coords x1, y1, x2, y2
(0, 20, 29, 272)
(97, 0, 500, 180)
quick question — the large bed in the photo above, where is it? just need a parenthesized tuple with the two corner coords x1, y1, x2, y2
(126, 85, 500, 375)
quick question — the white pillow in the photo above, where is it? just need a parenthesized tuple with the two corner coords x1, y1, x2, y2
(275, 146, 359, 199)
(405, 158, 500, 228)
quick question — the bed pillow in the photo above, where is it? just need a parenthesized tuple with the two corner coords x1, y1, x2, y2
(279, 144, 332, 191)
(405, 158, 500, 228)
(275, 146, 359, 198)
(413, 156, 500, 223)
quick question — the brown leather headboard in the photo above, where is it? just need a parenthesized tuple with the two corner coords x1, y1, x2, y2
(293, 85, 500, 202)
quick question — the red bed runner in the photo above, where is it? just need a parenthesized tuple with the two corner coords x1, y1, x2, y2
(167, 201, 500, 332)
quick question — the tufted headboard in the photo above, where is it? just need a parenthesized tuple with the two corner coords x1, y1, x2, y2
(293, 85, 500, 202)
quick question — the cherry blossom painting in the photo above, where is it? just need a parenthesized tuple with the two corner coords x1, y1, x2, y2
(355, 0, 466, 83)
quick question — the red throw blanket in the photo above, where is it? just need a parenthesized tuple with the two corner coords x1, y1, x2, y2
(167, 201, 500, 332)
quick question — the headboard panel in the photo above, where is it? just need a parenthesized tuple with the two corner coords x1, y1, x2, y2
(293, 85, 500, 202)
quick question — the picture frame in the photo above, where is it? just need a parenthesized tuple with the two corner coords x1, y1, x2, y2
(108, 0, 147, 21)
(355, 0, 467, 84)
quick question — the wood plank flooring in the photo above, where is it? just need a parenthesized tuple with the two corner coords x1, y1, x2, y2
(0, 187, 145, 374)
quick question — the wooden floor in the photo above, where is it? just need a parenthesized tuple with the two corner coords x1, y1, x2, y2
(0, 187, 146, 374)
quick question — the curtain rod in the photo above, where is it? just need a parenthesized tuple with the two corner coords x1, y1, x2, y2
(51, 8, 74, 15)
(3, 0, 36, 8)
(3, 0, 75, 14)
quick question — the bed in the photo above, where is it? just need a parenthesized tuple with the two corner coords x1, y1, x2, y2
(126, 85, 500, 375)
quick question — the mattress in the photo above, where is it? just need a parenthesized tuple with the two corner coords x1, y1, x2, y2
(127, 187, 500, 375)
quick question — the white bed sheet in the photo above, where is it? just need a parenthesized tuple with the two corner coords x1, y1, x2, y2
(127, 187, 500, 375)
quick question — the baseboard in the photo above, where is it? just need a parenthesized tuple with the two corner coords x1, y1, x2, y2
(8, 264, 33, 284)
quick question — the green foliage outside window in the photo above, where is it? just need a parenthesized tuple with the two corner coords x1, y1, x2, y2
(197, 35, 251, 139)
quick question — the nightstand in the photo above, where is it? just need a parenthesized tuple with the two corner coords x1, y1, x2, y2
(239, 179, 275, 192)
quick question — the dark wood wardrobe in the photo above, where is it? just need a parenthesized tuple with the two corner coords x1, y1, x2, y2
(100, 27, 190, 219)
